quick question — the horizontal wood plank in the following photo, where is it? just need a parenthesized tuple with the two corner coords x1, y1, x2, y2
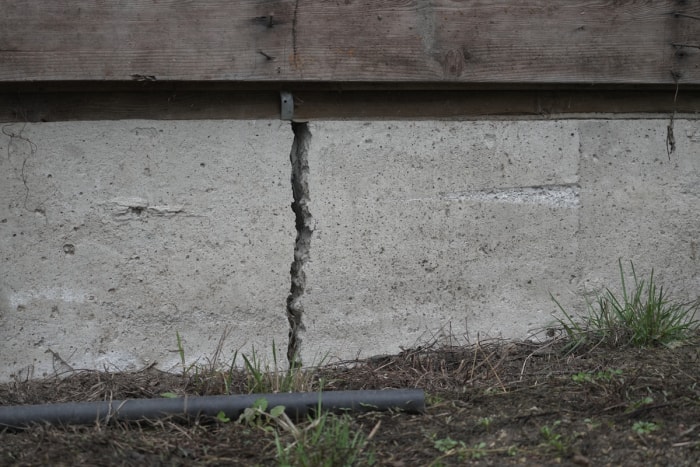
(0, 1, 698, 87)
(2, 90, 698, 121)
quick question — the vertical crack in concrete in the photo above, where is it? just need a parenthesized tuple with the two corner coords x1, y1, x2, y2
(287, 122, 312, 366)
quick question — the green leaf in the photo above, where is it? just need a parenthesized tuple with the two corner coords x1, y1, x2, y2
(216, 411, 231, 423)
(434, 436, 463, 452)
(253, 398, 268, 411)
(160, 392, 178, 399)
(270, 405, 286, 418)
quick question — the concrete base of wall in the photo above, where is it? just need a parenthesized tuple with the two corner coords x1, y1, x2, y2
(1, 119, 698, 381)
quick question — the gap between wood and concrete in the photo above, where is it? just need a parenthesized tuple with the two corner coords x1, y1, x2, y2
(2, 89, 699, 122)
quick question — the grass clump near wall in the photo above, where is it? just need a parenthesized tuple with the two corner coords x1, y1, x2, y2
(553, 259, 699, 350)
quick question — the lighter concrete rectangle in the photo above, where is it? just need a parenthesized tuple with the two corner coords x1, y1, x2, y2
(303, 121, 582, 361)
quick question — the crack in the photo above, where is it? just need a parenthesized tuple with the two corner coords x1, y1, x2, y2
(292, 0, 298, 55)
(286, 122, 313, 367)
(2, 122, 40, 214)
(291, 0, 301, 71)
(666, 74, 680, 160)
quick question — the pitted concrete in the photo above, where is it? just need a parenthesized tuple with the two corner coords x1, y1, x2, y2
(575, 120, 700, 297)
(300, 120, 700, 363)
(1, 118, 698, 380)
(301, 121, 582, 362)
(0, 120, 294, 380)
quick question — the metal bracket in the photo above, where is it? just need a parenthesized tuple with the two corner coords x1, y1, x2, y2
(280, 91, 294, 120)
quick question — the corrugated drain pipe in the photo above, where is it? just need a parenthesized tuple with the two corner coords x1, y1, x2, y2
(0, 389, 425, 429)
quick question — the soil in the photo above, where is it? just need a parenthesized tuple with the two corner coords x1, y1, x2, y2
(1, 332, 699, 466)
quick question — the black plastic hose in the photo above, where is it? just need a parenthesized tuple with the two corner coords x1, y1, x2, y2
(0, 389, 425, 429)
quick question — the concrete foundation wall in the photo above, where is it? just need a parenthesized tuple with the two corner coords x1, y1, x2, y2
(1, 119, 698, 380)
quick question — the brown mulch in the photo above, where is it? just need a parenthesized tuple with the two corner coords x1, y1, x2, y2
(1, 333, 699, 466)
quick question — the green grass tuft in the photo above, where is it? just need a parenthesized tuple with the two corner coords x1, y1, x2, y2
(276, 411, 376, 467)
(241, 341, 326, 394)
(552, 259, 699, 350)
(172, 331, 326, 395)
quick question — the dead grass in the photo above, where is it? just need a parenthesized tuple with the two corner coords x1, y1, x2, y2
(2, 332, 699, 466)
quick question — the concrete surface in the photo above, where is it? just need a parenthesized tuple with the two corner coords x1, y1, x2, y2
(300, 120, 700, 363)
(0, 121, 294, 380)
(1, 118, 698, 380)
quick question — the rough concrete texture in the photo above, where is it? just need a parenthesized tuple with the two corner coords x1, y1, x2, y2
(1, 118, 698, 380)
(301, 120, 700, 363)
(575, 121, 700, 297)
(0, 121, 293, 381)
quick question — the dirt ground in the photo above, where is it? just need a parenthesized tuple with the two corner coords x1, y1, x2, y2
(1, 332, 699, 466)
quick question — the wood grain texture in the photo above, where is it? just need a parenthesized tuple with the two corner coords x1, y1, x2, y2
(0, 1, 698, 86)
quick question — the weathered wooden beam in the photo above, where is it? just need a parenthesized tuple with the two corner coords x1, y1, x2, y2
(0, 1, 698, 87)
(2, 89, 698, 121)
